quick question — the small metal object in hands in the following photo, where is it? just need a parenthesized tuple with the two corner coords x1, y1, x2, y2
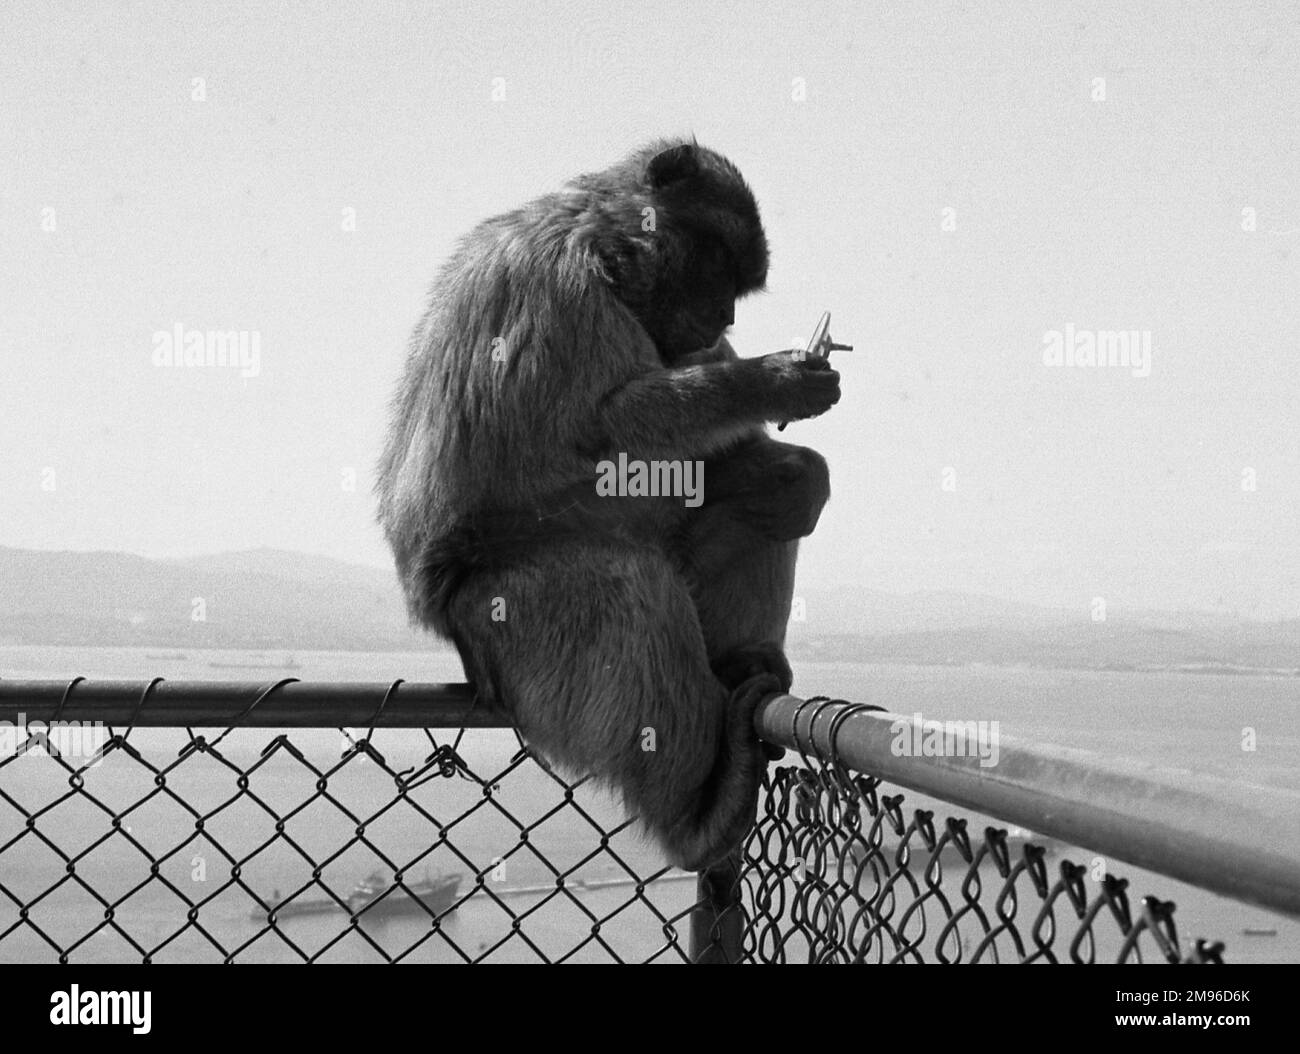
(778, 311, 852, 431)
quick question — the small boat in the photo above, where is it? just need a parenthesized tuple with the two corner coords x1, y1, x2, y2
(349, 870, 463, 919)
(145, 652, 189, 661)
(208, 655, 302, 671)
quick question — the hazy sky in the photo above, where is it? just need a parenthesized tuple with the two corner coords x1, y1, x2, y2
(2, 1, 1298, 616)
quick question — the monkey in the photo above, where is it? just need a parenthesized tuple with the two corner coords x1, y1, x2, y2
(376, 138, 839, 870)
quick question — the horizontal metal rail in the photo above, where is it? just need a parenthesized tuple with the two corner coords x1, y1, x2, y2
(0, 678, 494, 727)
(757, 694, 1300, 920)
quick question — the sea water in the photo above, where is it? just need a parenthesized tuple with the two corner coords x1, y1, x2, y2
(1, 646, 1295, 963)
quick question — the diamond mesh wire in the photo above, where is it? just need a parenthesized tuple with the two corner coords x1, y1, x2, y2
(0, 679, 1226, 963)
(703, 765, 1225, 963)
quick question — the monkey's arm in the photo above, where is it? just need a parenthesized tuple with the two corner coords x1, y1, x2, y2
(595, 354, 839, 460)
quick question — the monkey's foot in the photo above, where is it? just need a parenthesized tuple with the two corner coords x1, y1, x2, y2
(712, 642, 793, 694)
(727, 669, 787, 762)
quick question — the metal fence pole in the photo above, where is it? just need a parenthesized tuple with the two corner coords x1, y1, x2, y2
(689, 848, 744, 962)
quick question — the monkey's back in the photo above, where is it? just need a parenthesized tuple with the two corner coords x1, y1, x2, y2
(376, 192, 675, 627)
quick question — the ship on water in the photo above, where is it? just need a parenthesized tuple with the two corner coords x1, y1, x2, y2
(254, 870, 462, 923)
(349, 870, 463, 919)
(209, 653, 302, 671)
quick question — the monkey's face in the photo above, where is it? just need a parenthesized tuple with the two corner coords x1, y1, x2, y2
(579, 140, 770, 363)
(633, 210, 770, 364)
(641, 236, 743, 362)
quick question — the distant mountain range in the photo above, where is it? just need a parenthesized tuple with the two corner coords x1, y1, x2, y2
(783, 586, 1300, 672)
(0, 546, 428, 652)
(1, 546, 1296, 674)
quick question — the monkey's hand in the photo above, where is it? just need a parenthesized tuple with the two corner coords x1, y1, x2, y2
(759, 350, 841, 423)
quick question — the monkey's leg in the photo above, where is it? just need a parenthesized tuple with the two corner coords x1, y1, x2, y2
(701, 436, 830, 547)
(684, 436, 829, 688)
(446, 538, 770, 872)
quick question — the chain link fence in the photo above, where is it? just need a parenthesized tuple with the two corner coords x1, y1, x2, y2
(703, 767, 1226, 963)
(0, 679, 1264, 963)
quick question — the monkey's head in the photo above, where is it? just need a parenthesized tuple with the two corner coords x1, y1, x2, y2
(573, 139, 770, 363)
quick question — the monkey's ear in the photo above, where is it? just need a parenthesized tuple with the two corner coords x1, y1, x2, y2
(646, 143, 700, 187)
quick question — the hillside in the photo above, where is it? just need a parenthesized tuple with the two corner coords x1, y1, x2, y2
(0, 546, 430, 651)
(1, 546, 1296, 672)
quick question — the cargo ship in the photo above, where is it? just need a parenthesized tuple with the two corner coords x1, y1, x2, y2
(253, 870, 462, 923)
(349, 870, 463, 919)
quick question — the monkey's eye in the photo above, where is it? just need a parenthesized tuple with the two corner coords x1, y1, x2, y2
(693, 246, 735, 289)
(691, 237, 731, 272)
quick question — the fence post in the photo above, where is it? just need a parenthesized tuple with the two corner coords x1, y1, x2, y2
(689, 847, 744, 962)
